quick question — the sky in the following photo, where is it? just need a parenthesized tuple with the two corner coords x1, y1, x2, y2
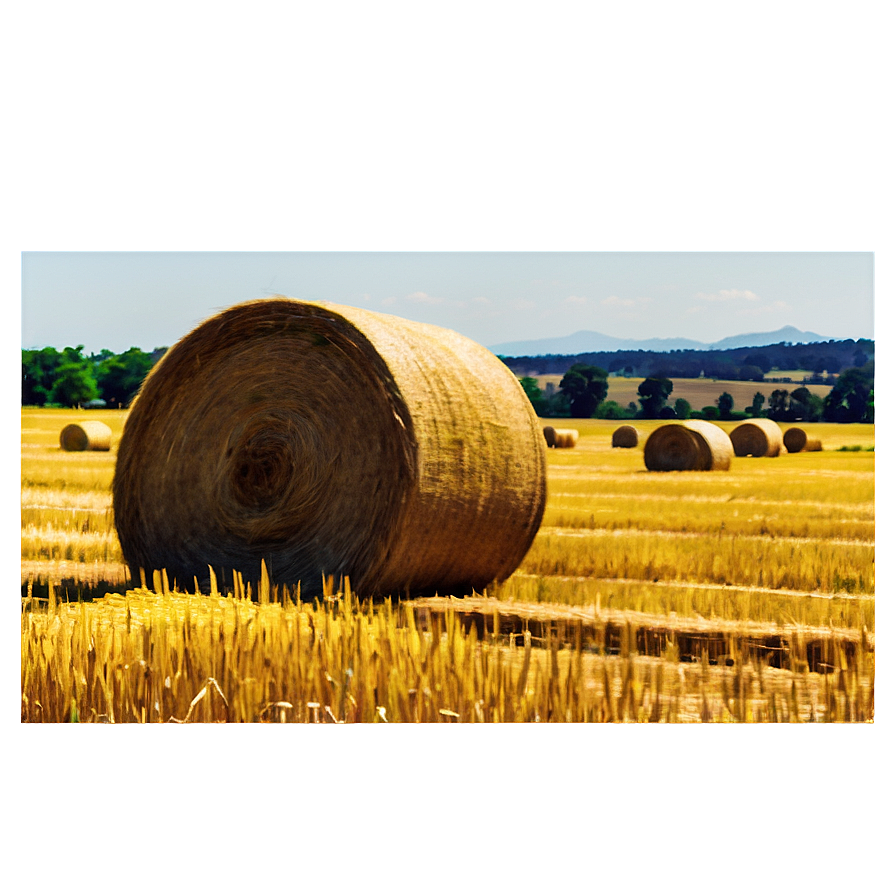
(21, 251, 874, 355)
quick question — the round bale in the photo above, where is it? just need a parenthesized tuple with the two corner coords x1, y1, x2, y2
(553, 428, 579, 448)
(612, 424, 639, 448)
(643, 420, 734, 472)
(783, 427, 823, 453)
(112, 297, 548, 598)
(543, 425, 557, 448)
(59, 421, 112, 452)
(729, 418, 784, 457)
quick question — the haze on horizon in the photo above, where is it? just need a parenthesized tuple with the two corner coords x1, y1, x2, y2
(21, 251, 873, 355)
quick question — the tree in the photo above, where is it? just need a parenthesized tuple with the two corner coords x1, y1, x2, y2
(519, 377, 546, 415)
(737, 364, 765, 382)
(823, 363, 874, 423)
(673, 398, 691, 419)
(743, 352, 773, 373)
(95, 346, 156, 407)
(748, 392, 765, 417)
(22, 347, 62, 405)
(767, 389, 790, 422)
(49, 362, 99, 407)
(789, 386, 823, 422)
(637, 376, 673, 418)
(559, 364, 609, 418)
(717, 392, 734, 419)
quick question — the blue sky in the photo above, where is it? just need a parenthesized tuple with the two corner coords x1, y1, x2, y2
(21, 251, 873, 354)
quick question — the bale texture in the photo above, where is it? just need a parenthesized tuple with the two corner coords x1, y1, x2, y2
(643, 420, 733, 472)
(60, 421, 112, 452)
(612, 425, 639, 448)
(783, 428, 822, 452)
(729, 418, 784, 457)
(113, 298, 547, 598)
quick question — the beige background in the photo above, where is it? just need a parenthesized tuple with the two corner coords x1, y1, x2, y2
(0, 0, 896, 894)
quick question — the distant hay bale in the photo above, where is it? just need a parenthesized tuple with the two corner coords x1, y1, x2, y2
(112, 297, 547, 598)
(783, 428, 823, 453)
(612, 425, 639, 448)
(59, 421, 112, 452)
(729, 418, 784, 457)
(643, 420, 733, 472)
(550, 428, 579, 448)
(543, 425, 557, 448)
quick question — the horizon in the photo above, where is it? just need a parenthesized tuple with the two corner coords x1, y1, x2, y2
(21, 252, 873, 355)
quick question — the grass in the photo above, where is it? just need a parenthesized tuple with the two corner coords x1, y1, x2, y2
(21, 410, 874, 722)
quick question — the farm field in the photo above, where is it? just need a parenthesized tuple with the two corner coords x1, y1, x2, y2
(533, 374, 830, 411)
(21, 409, 874, 722)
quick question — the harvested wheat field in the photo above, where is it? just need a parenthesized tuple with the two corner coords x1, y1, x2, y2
(21, 409, 874, 722)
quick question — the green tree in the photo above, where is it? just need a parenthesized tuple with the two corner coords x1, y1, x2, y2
(717, 392, 734, 419)
(520, 376, 545, 417)
(789, 386, 823, 422)
(673, 398, 691, 419)
(96, 346, 156, 407)
(767, 389, 791, 422)
(823, 363, 874, 422)
(22, 347, 62, 405)
(748, 391, 766, 417)
(559, 364, 609, 418)
(637, 376, 673, 418)
(49, 362, 99, 407)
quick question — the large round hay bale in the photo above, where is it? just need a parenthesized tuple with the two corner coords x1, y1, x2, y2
(783, 428, 822, 452)
(643, 420, 733, 472)
(59, 421, 112, 452)
(729, 418, 784, 457)
(543, 425, 557, 448)
(612, 424, 639, 448)
(112, 298, 547, 598)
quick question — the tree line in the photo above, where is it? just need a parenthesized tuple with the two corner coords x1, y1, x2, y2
(22, 345, 167, 408)
(520, 360, 874, 424)
(502, 338, 873, 382)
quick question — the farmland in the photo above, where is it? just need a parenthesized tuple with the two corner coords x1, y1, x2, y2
(533, 374, 831, 411)
(21, 408, 874, 722)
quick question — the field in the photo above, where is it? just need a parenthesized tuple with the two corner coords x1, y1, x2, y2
(21, 408, 874, 722)
(533, 374, 830, 410)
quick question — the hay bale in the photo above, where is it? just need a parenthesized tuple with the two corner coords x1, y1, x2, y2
(549, 428, 578, 448)
(783, 428, 822, 452)
(643, 420, 733, 472)
(543, 425, 557, 448)
(729, 418, 784, 457)
(59, 421, 112, 452)
(612, 424, 639, 448)
(112, 297, 547, 598)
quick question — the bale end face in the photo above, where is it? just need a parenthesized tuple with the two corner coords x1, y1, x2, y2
(730, 418, 784, 457)
(60, 421, 112, 452)
(112, 298, 547, 599)
(783, 427, 822, 453)
(643, 420, 733, 471)
(612, 425, 639, 448)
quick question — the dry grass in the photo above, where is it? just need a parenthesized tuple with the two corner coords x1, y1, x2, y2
(20, 410, 874, 722)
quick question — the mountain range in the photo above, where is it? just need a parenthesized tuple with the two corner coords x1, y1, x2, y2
(489, 325, 831, 357)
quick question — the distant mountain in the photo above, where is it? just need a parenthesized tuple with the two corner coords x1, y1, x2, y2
(706, 326, 828, 350)
(490, 325, 831, 357)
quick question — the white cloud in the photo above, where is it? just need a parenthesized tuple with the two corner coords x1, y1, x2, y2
(694, 289, 761, 303)
(601, 295, 653, 308)
(564, 294, 589, 306)
(381, 295, 397, 306)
